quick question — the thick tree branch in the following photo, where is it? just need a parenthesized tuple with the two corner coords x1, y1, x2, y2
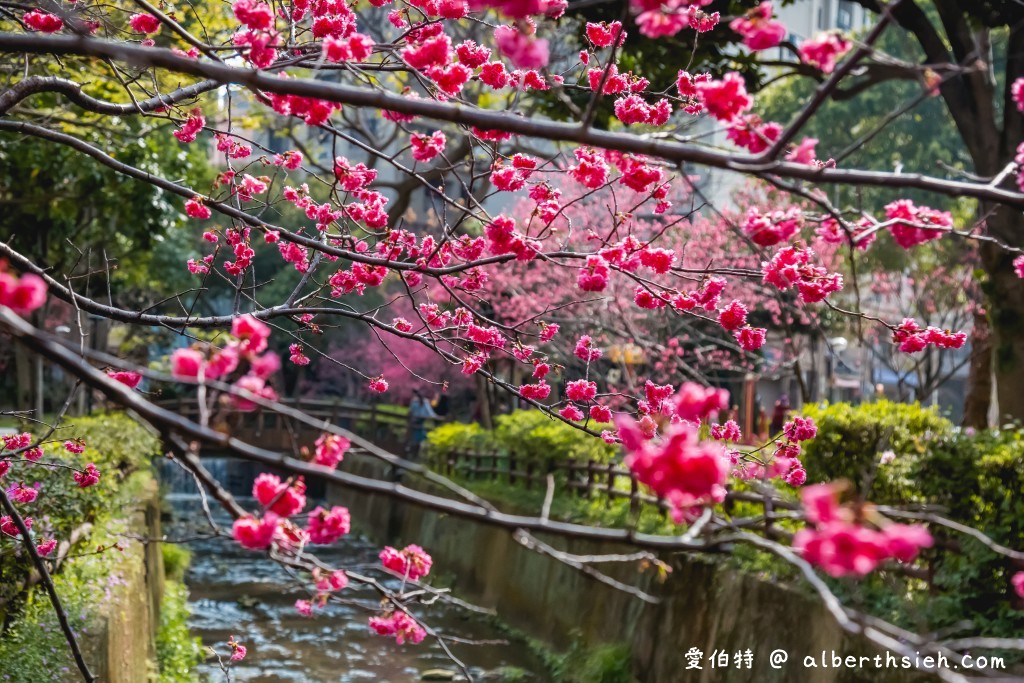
(0, 75, 220, 115)
(0, 488, 96, 682)
(1, 34, 1023, 207)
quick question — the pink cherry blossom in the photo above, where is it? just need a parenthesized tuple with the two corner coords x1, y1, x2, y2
(232, 513, 279, 549)
(729, 2, 786, 51)
(231, 314, 271, 355)
(8, 483, 38, 504)
(0, 271, 47, 316)
(36, 538, 58, 557)
(23, 10, 63, 33)
(494, 25, 549, 69)
(307, 505, 351, 544)
(253, 473, 306, 517)
(1013, 572, 1024, 599)
(313, 434, 350, 468)
(617, 416, 729, 523)
(107, 370, 142, 389)
(695, 72, 751, 122)
(228, 636, 247, 661)
(717, 300, 748, 331)
(170, 348, 204, 378)
(73, 463, 101, 488)
(128, 13, 161, 34)
(0, 515, 31, 537)
(799, 32, 851, 74)
(369, 611, 427, 645)
(380, 544, 433, 580)
(411, 131, 447, 163)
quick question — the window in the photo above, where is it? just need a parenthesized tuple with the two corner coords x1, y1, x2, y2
(837, 0, 854, 30)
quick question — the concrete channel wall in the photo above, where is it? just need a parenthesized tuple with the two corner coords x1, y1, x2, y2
(332, 452, 936, 683)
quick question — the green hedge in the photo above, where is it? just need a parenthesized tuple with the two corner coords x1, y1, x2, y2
(800, 402, 1024, 639)
(425, 409, 618, 464)
(913, 428, 1024, 635)
(799, 400, 953, 501)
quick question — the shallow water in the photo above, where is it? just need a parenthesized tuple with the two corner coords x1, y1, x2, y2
(165, 488, 549, 683)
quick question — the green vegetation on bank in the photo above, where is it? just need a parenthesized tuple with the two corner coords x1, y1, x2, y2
(0, 412, 201, 681)
(798, 401, 1024, 646)
(156, 547, 203, 683)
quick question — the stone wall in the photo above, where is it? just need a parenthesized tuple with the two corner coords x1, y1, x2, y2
(83, 480, 165, 683)
(332, 452, 936, 683)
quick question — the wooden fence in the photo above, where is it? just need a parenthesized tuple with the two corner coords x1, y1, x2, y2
(160, 396, 443, 454)
(432, 448, 682, 517)
(158, 396, 942, 583)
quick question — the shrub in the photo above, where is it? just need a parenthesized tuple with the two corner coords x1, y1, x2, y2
(799, 400, 952, 501)
(155, 582, 203, 683)
(0, 412, 161, 608)
(802, 404, 1024, 640)
(425, 421, 499, 459)
(162, 543, 192, 583)
(493, 410, 617, 464)
(427, 410, 617, 465)
(912, 428, 1024, 637)
(553, 642, 635, 683)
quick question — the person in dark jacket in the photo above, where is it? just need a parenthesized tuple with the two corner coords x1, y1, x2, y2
(407, 389, 438, 457)
(769, 394, 790, 436)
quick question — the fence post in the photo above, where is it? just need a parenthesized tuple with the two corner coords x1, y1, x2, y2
(586, 460, 596, 498)
(508, 452, 517, 485)
(369, 404, 378, 442)
(629, 474, 640, 516)
(606, 462, 615, 508)
(491, 449, 499, 481)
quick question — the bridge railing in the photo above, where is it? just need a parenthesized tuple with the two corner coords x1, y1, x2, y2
(158, 396, 444, 453)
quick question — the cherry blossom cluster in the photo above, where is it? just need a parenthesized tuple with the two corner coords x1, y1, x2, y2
(1, 432, 102, 557)
(729, 416, 815, 486)
(0, 267, 47, 316)
(793, 484, 933, 578)
(380, 544, 434, 581)
(762, 247, 844, 303)
(891, 318, 967, 354)
(170, 314, 280, 409)
(615, 382, 732, 523)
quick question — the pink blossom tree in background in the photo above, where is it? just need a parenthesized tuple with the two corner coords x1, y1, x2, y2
(1, 0, 1024, 680)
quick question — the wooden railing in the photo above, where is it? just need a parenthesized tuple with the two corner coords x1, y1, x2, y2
(431, 448, 677, 517)
(157, 396, 941, 583)
(158, 396, 444, 453)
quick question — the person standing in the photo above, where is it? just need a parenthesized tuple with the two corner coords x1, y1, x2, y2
(769, 394, 790, 436)
(407, 389, 438, 458)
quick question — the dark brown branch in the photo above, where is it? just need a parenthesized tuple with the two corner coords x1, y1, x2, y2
(0, 75, 220, 115)
(1, 33, 1023, 207)
(0, 488, 96, 682)
(0, 307, 712, 550)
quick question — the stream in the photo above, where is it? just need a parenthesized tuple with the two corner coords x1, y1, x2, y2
(161, 458, 551, 682)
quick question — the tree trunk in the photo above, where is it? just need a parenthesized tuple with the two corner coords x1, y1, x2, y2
(962, 309, 993, 428)
(474, 373, 493, 430)
(979, 208, 1024, 422)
